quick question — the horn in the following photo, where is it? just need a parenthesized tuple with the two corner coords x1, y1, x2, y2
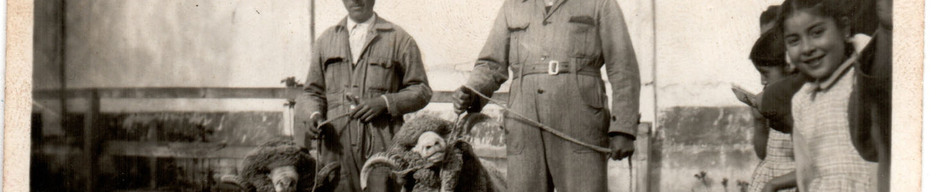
(360, 153, 402, 190)
(455, 113, 490, 138)
(313, 162, 341, 191)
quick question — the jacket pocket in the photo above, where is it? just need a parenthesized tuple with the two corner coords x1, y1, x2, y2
(567, 15, 600, 58)
(365, 57, 396, 92)
(322, 56, 346, 94)
(577, 75, 607, 110)
(504, 110, 525, 155)
(508, 19, 529, 66)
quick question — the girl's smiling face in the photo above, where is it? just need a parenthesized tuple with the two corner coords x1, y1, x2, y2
(782, 7, 851, 81)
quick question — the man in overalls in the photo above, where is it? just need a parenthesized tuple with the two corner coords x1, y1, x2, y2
(296, 0, 432, 191)
(453, 0, 641, 191)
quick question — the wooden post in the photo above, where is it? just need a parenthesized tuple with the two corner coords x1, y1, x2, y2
(147, 124, 158, 189)
(634, 123, 651, 192)
(83, 90, 99, 191)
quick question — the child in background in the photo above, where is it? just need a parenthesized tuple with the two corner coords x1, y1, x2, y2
(733, 5, 799, 192)
(777, 0, 878, 191)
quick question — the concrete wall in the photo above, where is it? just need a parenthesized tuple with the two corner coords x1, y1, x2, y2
(62, 0, 312, 88)
(654, 0, 784, 108)
(651, 0, 785, 191)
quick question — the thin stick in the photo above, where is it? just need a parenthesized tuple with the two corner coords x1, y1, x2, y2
(461, 86, 612, 154)
(316, 113, 353, 130)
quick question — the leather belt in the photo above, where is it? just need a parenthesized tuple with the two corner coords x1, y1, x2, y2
(512, 60, 601, 79)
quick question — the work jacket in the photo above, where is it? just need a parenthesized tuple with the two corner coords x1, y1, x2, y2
(298, 16, 432, 192)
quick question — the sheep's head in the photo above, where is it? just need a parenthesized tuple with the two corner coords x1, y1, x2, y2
(412, 131, 447, 163)
(269, 166, 298, 192)
(240, 139, 316, 192)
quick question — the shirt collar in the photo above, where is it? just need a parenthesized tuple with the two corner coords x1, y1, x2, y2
(345, 13, 376, 33)
(811, 51, 858, 91)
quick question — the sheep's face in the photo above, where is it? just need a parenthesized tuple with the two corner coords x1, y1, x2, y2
(269, 166, 298, 192)
(412, 131, 446, 163)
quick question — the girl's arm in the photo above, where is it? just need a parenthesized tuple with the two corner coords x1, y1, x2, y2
(762, 171, 797, 192)
(732, 85, 769, 159)
(751, 107, 769, 160)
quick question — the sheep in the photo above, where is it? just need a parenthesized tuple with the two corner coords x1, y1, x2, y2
(239, 139, 340, 192)
(360, 114, 501, 192)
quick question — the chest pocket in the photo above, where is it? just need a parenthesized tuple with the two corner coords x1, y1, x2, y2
(568, 15, 600, 58)
(507, 18, 530, 66)
(365, 56, 397, 93)
(323, 57, 346, 94)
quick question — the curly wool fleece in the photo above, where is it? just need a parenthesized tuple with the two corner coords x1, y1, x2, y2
(240, 139, 317, 192)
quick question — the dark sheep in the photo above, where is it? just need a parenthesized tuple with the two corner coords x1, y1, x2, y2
(239, 139, 339, 192)
(361, 114, 501, 192)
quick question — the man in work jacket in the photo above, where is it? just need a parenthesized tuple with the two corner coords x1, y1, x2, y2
(295, 0, 432, 191)
(453, 0, 641, 191)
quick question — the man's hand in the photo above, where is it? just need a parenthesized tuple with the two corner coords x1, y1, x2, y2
(351, 98, 388, 122)
(305, 112, 324, 139)
(608, 134, 636, 160)
(452, 86, 474, 114)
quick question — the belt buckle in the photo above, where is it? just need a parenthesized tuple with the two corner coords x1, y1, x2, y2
(547, 60, 560, 75)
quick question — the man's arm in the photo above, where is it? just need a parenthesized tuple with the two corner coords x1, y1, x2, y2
(461, 1, 513, 113)
(382, 37, 432, 116)
(295, 38, 328, 147)
(599, 0, 641, 137)
(304, 40, 328, 116)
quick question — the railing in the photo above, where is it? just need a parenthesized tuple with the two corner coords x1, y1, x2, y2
(33, 86, 510, 191)
(33, 87, 648, 191)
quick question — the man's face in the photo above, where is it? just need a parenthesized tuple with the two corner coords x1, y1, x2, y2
(782, 9, 850, 80)
(342, 0, 376, 22)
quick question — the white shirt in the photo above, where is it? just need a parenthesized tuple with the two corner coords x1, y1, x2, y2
(346, 14, 376, 66)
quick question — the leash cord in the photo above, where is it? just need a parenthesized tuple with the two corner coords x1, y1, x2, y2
(461, 86, 612, 154)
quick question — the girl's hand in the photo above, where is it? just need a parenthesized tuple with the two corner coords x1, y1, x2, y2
(763, 172, 797, 192)
(731, 85, 759, 108)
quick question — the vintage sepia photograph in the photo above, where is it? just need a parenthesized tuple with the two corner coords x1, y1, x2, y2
(22, 0, 909, 191)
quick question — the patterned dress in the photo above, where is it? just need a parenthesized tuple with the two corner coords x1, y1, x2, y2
(792, 53, 878, 192)
(748, 129, 797, 192)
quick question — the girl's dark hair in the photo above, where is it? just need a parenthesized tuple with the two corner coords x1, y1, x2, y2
(759, 5, 781, 26)
(776, 0, 854, 35)
(750, 29, 787, 67)
(775, 0, 856, 58)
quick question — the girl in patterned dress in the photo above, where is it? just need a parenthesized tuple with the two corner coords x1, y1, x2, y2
(737, 6, 798, 192)
(777, 0, 879, 191)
